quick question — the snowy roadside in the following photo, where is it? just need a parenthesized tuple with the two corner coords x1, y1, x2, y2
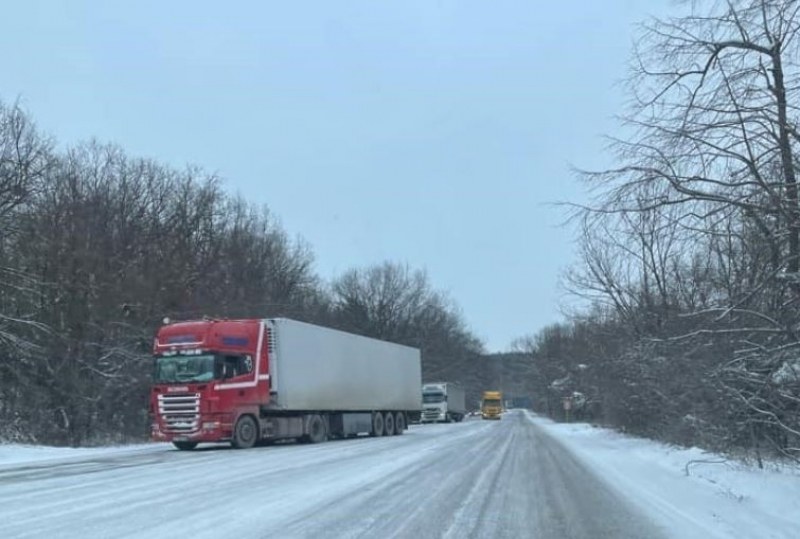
(0, 442, 170, 469)
(525, 411, 800, 539)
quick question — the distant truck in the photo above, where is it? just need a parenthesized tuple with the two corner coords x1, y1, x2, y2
(481, 390, 503, 420)
(420, 382, 466, 423)
(150, 318, 422, 450)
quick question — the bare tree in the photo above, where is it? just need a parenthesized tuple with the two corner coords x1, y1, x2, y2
(331, 261, 484, 403)
(559, 1, 800, 457)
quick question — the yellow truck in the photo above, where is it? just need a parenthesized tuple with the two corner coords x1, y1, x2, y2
(481, 391, 503, 420)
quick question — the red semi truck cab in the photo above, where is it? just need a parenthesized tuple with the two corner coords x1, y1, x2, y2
(150, 319, 268, 449)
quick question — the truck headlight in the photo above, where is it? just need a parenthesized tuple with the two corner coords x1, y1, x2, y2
(202, 421, 220, 430)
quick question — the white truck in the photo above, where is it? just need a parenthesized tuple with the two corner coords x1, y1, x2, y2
(420, 382, 466, 423)
(151, 318, 422, 449)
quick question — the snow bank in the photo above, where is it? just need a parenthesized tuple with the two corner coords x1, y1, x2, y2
(0, 442, 168, 468)
(526, 412, 800, 539)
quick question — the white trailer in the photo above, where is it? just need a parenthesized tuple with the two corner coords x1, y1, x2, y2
(420, 382, 466, 423)
(262, 319, 422, 442)
(268, 318, 421, 411)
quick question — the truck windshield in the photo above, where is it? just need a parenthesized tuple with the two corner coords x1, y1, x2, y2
(483, 399, 501, 407)
(154, 353, 254, 383)
(422, 392, 445, 403)
(154, 354, 216, 383)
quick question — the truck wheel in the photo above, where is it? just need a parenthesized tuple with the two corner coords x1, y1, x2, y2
(173, 441, 197, 451)
(232, 415, 258, 449)
(383, 412, 395, 436)
(371, 412, 384, 437)
(394, 412, 406, 435)
(304, 415, 327, 444)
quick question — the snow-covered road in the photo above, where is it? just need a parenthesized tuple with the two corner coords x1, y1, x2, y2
(0, 410, 668, 539)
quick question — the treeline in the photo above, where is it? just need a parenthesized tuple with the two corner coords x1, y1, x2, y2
(514, 0, 800, 463)
(0, 101, 483, 446)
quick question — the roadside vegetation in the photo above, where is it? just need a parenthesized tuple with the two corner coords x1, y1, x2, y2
(514, 0, 800, 463)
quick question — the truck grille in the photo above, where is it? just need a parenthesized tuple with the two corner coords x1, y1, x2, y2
(158, 393, 200, 433)
(422, 409, 441, 420)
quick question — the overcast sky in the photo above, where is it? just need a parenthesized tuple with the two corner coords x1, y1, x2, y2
(1, 0, 672, 351)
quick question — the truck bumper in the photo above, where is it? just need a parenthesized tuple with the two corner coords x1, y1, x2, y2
(151, 416, 232, 443)
(420, 407, 448, 423)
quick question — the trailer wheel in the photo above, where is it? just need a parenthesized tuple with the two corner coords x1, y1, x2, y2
(371, 412, 384, 437)
(383, 412, 395, 436)
(393, 412, 406, 435)
(232, 415, 258, 449)
(173, 441, 197, 451)
(304, 414, 327, 444)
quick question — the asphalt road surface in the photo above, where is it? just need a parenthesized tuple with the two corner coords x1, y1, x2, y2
(0, 410, 667, 538)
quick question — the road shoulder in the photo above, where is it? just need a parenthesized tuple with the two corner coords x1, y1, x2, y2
(525, 411, 800, 539)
